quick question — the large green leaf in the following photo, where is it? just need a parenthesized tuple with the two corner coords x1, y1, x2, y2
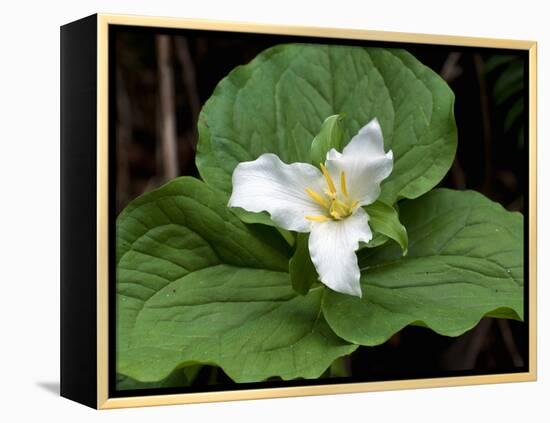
(197, 43, 457, 205)
(322, 189, 524, 346)
(117, 177, 356, 383)
(116, 366, 202, 391)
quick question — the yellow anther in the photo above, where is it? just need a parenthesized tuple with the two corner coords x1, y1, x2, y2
(305, 214, 330, 222)
(340, 171, 348, 197)
(320, 163, 337, 194)
(304, 165, 358, 223)
(305, 187, 329, 208)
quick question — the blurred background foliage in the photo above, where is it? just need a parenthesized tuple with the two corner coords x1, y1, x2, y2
(114, 28, 528, 392)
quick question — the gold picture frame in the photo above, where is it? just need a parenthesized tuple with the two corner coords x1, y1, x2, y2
(61, 13, 537, 409)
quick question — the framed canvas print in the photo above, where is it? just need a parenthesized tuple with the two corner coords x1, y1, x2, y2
(60, 13, 537, 409)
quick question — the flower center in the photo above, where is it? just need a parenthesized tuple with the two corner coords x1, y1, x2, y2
(304, 164, 359, 222)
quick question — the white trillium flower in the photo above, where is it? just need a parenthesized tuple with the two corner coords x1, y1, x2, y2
(228, 118, 393, 297)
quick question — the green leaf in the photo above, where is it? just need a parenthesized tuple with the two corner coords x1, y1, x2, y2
(197, 44, 457, 205)
(230, 207, 296, 246)
(360, 232, 390, 250)
(117, 366, 202, 391)
(310, 114, 344, 165)
(363, 201, 408, 254)
(117, 177, 355, 383)
(289, 233, 318, 295)
(322, 189, 523, 346)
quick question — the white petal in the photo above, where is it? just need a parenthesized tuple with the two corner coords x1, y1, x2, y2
(308, 207, 372, 297)
(326, 118, 393, 206)
(228, 153, 327, 232)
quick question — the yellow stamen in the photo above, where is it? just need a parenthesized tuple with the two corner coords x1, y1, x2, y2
(305, 187, 329, 208)
(305, 214, 330, 222)
(340, 171, 348, 197)
(303, 165, 358, 223)
(319, 163, 336, 194)
(329, 199, 349, 220)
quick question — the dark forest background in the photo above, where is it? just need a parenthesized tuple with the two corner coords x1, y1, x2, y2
(113, 27, 528, 391)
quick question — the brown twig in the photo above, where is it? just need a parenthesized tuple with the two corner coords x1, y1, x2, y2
(462, 318, 492, 368)
(441, 318, 492, 370)
(497, 319, 524, 367)
(450, 161, 467, 189)
(507, 196, 524, 212)
(440, 52, 463, 83)
(440, 53, 466, 190)
(156, 35, 179, 181)
(116, 66, 132, 212)
(174, 36, 201, 149)
(473, 54, 493, 195)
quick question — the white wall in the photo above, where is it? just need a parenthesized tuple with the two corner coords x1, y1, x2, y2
(1, 0, 546, 421)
